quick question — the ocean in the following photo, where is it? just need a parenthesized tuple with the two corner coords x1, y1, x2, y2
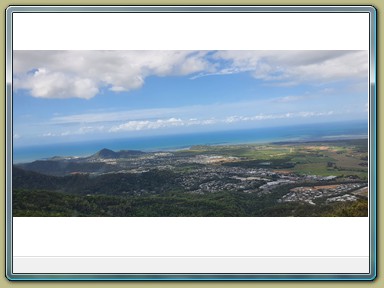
(12, 121, 368, 164)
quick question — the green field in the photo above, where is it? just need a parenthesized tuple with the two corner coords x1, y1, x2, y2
(178, 139, 368, 180)
(13, 139, 369, 217)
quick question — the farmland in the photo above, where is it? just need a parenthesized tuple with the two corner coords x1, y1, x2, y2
(13, 139, 369, 217)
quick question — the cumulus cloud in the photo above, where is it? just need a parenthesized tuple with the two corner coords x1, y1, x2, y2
(213, 50, 368, 84)
(109, 118, 184, 132)
(33, 108, 341, 141)
(13, 50, 367, 99)
(15, 68, 98, 99)
(107, 111, 335, 133)
(13, 50, 212, 99)
(224, 111, 334, 123)
(41, 125, 106, 138)
(109, 117, 218, 132)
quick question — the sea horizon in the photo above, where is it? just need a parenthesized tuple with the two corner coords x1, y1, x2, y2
(12, 120, 368, 164)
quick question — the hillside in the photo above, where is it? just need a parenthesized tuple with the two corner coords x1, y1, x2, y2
(12, 140, 369, 217)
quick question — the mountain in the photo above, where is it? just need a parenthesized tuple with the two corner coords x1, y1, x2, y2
(12, 165, 180, 196)
(87, 148, 146, 160)
(12, 166, 64, 191)
(91, 148, 118, 159)
(15, 148, 147, 176)
(16, 159, 108, 176)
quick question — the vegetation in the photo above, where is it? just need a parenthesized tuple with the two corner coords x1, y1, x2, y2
(12, 139, 369, 217)
(13, 188, 367, 217)
(13, 166, 181, 196)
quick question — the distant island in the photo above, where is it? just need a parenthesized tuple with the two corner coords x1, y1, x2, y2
(13, 138, 368, 217)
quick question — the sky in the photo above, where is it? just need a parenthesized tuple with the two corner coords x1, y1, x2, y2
(13, 50, 369, 147)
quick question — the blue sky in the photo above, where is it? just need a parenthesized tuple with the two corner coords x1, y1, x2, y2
(13, 50, 368, 147)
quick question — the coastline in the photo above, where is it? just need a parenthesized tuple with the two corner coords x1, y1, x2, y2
(13, 121, 368, 164)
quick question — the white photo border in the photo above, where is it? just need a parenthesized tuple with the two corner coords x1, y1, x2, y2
(5, 5, 377, 281)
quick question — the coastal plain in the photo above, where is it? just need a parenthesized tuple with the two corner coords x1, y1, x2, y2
(12, 139, 368, 217)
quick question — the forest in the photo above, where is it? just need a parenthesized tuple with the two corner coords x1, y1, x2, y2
(12, 139, 369, 217)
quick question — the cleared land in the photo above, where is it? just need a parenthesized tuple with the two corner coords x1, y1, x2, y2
(13, 139, 369, 217)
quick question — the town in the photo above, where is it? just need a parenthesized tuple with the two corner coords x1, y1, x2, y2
(15, 139, 369, 209)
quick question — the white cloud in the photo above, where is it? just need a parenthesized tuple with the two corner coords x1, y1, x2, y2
(109, 117, 220, 132)
(13, 51, 212, 99)
(31, 108, 342, 141)
(109, 117, 185, 132)
(213, 50, 368, 85)
(108, 110, 336, 133)
(50, 106, 218, 125)
(13, 50, 367, 99)
(41, 125, 106, 138)
(274, 95, 305, 103)
(224, 111, 334, 123)
(50, 102, 261, 125)
(15, 68, 98, 99)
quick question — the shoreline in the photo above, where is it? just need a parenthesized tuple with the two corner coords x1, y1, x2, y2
(14, 136, 368, 165)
